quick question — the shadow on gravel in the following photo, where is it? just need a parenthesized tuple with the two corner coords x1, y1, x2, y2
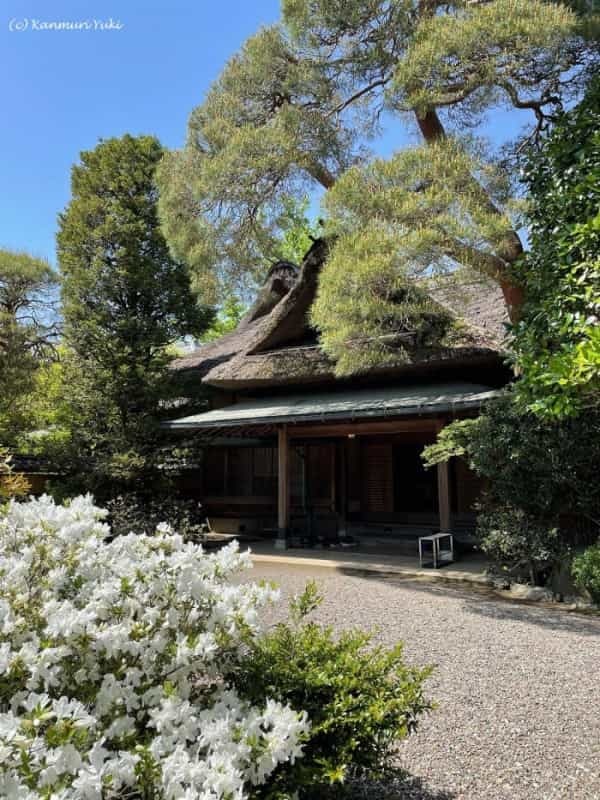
(461, 596, 600, 637)
(345, 772, 455, 800)
(338, 568, 600, 638)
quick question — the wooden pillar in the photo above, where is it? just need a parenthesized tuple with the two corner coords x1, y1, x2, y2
(330, 445, 336, 513)
(276, 426, 290, 549)
(436, 420, 451, 532)
(338, 439, 348, 537)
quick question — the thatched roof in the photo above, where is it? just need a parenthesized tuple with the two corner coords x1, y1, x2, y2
(173, 240, 509, 390)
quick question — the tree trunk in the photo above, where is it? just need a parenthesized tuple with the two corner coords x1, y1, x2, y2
(307, 161, 336, 190)
(415, 109, 446, 141)
(415, 108, 525, 322)
(499, 280, 526, 323)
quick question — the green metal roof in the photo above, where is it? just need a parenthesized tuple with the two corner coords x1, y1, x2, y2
(164, 382, 498, 431)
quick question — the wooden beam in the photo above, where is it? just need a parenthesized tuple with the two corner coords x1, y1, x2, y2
(202, 495, 277, 506)
(276, 426, 290, 547)
(435, 420, 451, 532)
(289, 418, 438, 439)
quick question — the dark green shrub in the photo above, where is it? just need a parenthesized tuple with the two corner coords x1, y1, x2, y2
(423, 396, 600, 586)
(105, 492, 207, 539)
(477, 504, 565, 586)
(423, 398, 600, 529)
(572, 543, 600, 604)
(233, 582, 432, 799)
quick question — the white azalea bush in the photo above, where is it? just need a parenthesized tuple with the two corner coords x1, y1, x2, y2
(0, 495, 308, 800)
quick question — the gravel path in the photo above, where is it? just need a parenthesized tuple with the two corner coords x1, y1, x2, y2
(247, 562, 600, 800)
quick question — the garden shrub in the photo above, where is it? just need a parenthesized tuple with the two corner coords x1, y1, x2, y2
(0, 497, 431, 799)
(0, 447, 31, 500)
(105, 492, 208, 540)
(572, 543, 600, 604)
(423, 396, 600, 585)
(476, 504, 564, 586)
(0, 495, 306, 799)
(232, 582, 432, 798)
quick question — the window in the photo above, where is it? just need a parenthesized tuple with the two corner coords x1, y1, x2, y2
(202, 446, 277, 498)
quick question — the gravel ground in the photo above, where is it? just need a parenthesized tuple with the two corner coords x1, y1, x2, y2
(247, 562, 600, 800)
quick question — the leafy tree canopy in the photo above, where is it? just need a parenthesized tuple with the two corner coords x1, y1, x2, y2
(511, 77, 600, 417)
(200, 295, 247, 342)
(423, 394, 600, 528)
(158, 0, 596, 373)
(562, 0, 600, 39)
(0, 249, 58, 445)
(277, 195, 322, 264)
(198, 195, 318, 342)
(58, 134, 213, 492)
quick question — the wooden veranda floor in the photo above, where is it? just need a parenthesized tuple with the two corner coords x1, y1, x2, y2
(244, 540, 491, 587)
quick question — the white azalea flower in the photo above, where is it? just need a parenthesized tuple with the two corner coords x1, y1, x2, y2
(0, 495, 309, 799)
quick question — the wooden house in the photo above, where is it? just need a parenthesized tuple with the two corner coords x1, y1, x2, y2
(5, 455, 56, 495)
(166, 240, 511, 548)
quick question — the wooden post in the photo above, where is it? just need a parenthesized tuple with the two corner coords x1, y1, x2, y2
(330, 444, 336, 513)
(338, 439, 348, 538)
(276, 426, 290, 549)
(436, 420, 451, 533)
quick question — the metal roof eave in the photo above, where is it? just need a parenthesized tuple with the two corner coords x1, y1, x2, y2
(163, 389, 499, 432)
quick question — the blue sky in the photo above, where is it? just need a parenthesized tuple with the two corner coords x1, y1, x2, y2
(0, 0, 529, 268)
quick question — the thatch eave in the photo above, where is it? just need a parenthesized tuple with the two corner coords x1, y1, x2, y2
(202, 344, 505, 391)
(172, 238, 510, 391)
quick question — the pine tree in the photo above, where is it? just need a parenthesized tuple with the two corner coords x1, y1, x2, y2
(157, 0, 597, 372)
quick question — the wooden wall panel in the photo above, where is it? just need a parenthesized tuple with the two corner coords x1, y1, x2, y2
(362, 442, 394, 513)
(308, 443, 334, 503)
